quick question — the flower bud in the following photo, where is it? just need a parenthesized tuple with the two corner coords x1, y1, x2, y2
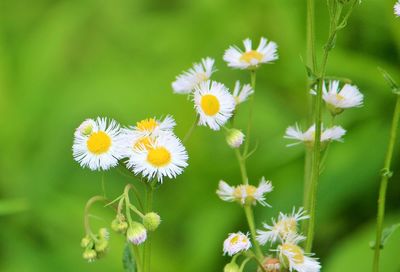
(95, 239, 109, 253)
(258, 257, 281, 272)
(127, 222, 147, 245)
(226, 129, 245, 148)
(224, 262, 240, 272)
(83, 249, 97, 262)
(98, 228, 109, 240)
(143, 212, 161, 231)
(76, 119, 95, 136)
(80, 235, 91, 248)
(111, 215, 128, 233)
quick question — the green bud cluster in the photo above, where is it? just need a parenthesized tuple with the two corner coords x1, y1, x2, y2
(81, 228, 110, 262)
(143, 212, 161, 231)
(111, 214, 129, 234)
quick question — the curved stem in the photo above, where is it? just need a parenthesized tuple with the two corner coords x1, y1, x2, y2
(183, 115, 199, 142)
(373, 96, 400, 272)
(84, 196, 107, 239)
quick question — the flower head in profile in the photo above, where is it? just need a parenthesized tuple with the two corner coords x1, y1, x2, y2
(223, 232, 251, 256)
(172, 57, 216, 94)
(395, 1, 400, 17)
(311, 81, 363, 115)
(223, 37, 278, 70)
(73, 117, 124, 171)
(194, 80, 235, 130)
(232, 81, 254, 105)
(277, 234, 321, 272)
(257, 207, 309, 245)
(284, 124, 346, 147)
(126, 133, 188, 182)
(217, 177, 273, 206)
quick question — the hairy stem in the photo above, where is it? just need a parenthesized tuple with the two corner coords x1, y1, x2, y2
(373, 96, 400, 272)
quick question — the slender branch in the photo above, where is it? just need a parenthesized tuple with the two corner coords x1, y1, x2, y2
(373, 95, 400, 272)
(183, 115, 199, 142)
(244, 70, 256, 157)
(243, 205, 263, 261)
(84, 196, 107, 239)
(143, 181, 155, 272)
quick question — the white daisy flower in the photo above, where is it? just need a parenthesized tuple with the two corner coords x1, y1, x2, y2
(172, 57, 216, 94)
(232, 81, 254, 105)
(133, 115, 176, 136)
(126, 133, 188, 182)
(284, 124, 346, 147)
(223, 232, 251, 256)
(278, 235, 321, 272)
(72, 117, 123, 171)
(223, 37, 278, 70)
(256, 207, 309, 245)
(395, 1, 400, 16)
(217, 177, 273, 206)
(194, 80, 235, 131)
(311, 81, 363, 114)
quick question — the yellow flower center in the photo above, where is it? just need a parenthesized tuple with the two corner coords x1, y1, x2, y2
(87, 131, 111, 155)
(281, 244, 304, 264)
(133, 136, 153, 150)
(147, 147, 171, 167)
(230, 235, 239, 245)
(276, 218, 297, 237)
(233, 185, 257, 202)
(336, 93, 345, 100)
(240, 50, 263, 63)
(230, 234, 248, 245)
(137, 118, 158, 132)
(200, 94, 220, 116)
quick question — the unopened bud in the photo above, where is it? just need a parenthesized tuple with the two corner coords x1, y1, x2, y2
(224, 262, 240, 272)
(95, 239, 109, 253)
(226, 129, 245, 148)
(80, 235, 91, 248)
(111, 216, 128, 233)
(127, 222, 147, 245)
(143, 212, 161, 231)
(83, 249, 97, 262)
(98, 228, 109, 240)
(258, 257, 281, 272)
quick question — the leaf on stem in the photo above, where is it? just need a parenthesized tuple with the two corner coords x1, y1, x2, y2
(378, 67, 400, 95)
(369, 223, 400, 249)
(123, 242, 136, 272)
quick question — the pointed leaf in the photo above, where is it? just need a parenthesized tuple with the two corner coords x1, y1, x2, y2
(122, 242, 135, 272)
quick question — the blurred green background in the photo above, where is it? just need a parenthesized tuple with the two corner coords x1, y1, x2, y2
(1, 0, 400, 271)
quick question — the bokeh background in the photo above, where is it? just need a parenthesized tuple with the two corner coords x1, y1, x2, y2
(1, 0, 400, 271)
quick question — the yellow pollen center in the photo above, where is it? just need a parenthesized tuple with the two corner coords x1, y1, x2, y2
(147, 147, 171, 167)
(276, 218, 297, 236)
(230, 235, 239, 245)
(137, 118, 158, 132)
(200, 94, 220, 116)
(134, 136, 153, 150)
(336, 93, 345, 100)
(281, 244, 304, 263)
(240, 50, 263, 63)
(87, 131, 111, 155)
(233, 185, 257, 201)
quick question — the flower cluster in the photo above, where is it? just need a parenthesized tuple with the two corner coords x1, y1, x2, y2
(72, 116, 188, 183)
(80, 228, 110, 262)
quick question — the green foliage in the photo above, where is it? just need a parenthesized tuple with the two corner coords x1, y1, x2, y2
(123, 243, 135, 272)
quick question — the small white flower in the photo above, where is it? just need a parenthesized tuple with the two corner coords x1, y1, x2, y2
(172, 57, 216, 94)
(226, 129, 245, 148)
(278, 235, 321, 272)
(395, 1, 400, 16)
(257, 207, 309, 245)
(217, 177, 273, 206)
(72, 117, 124, 171)
(194, 80, 235, 131)
(223, 37, 278, 70)
(311, 81, 363, 113)
(232, 81, 254, 105)
(284, 124, 346, 147)
(126, 133, 188, 183)
(223, 232, 251, 256)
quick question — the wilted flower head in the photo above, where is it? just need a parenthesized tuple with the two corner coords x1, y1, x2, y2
(311, 80, 363, 115)
(223, 231, 251, 256)
(284, 124, 346, 147)
(172, 57, 216, 94)
(194, 80, 235, 131)
(232, 81, 254, 105)
(72, 117, 124, 171)
(223, 37, 278, 70)
(217, 177, 273, 206)
(257, 207, 309, 245)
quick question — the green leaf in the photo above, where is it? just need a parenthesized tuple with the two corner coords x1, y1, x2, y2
(378, 67, 400, 95)
(122, 242, 135, 272)
(370, 223, 400, 249)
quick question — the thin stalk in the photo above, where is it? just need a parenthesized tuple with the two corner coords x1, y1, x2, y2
(235, 149, 248, 184)
(183, 115, 199, 142)
(244, 70, 256, 156)
(84, 196, 107, 239)
(243, 205, 263, 261)
(373, 96, 400, 272)
(143, 182, 155, 272)
(306, 0, 317, 72)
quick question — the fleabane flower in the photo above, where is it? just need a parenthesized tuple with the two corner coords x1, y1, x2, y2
(395, 1, 400, 17)
(278, 235, 321, 272)
(126, 133, 188, 182)
(194, 80, 235, 130)
(257, 207, 309, 245)
(217, 177, 273, 206)
(232, 81, 254, 105)
(223, 37, 278, 70)
(72, 117, 123, 171)
(223, 232, 251, 256)
(172, 57, 216, 94)
(284, 124, 346, 147)
(311, 81, 363, 115)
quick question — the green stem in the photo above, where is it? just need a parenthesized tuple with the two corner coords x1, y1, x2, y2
(183, 115, 199, 142)
(244, 70, 256, 156)
(373, 96, 400, 272)
(306, 0, 317, 72)
(143, 182, 155, 272)
(235, 149, 248, 184)
(132, 244, 143, 272)
(243, 205, 263, 261)
(84, 195, 107, 239)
